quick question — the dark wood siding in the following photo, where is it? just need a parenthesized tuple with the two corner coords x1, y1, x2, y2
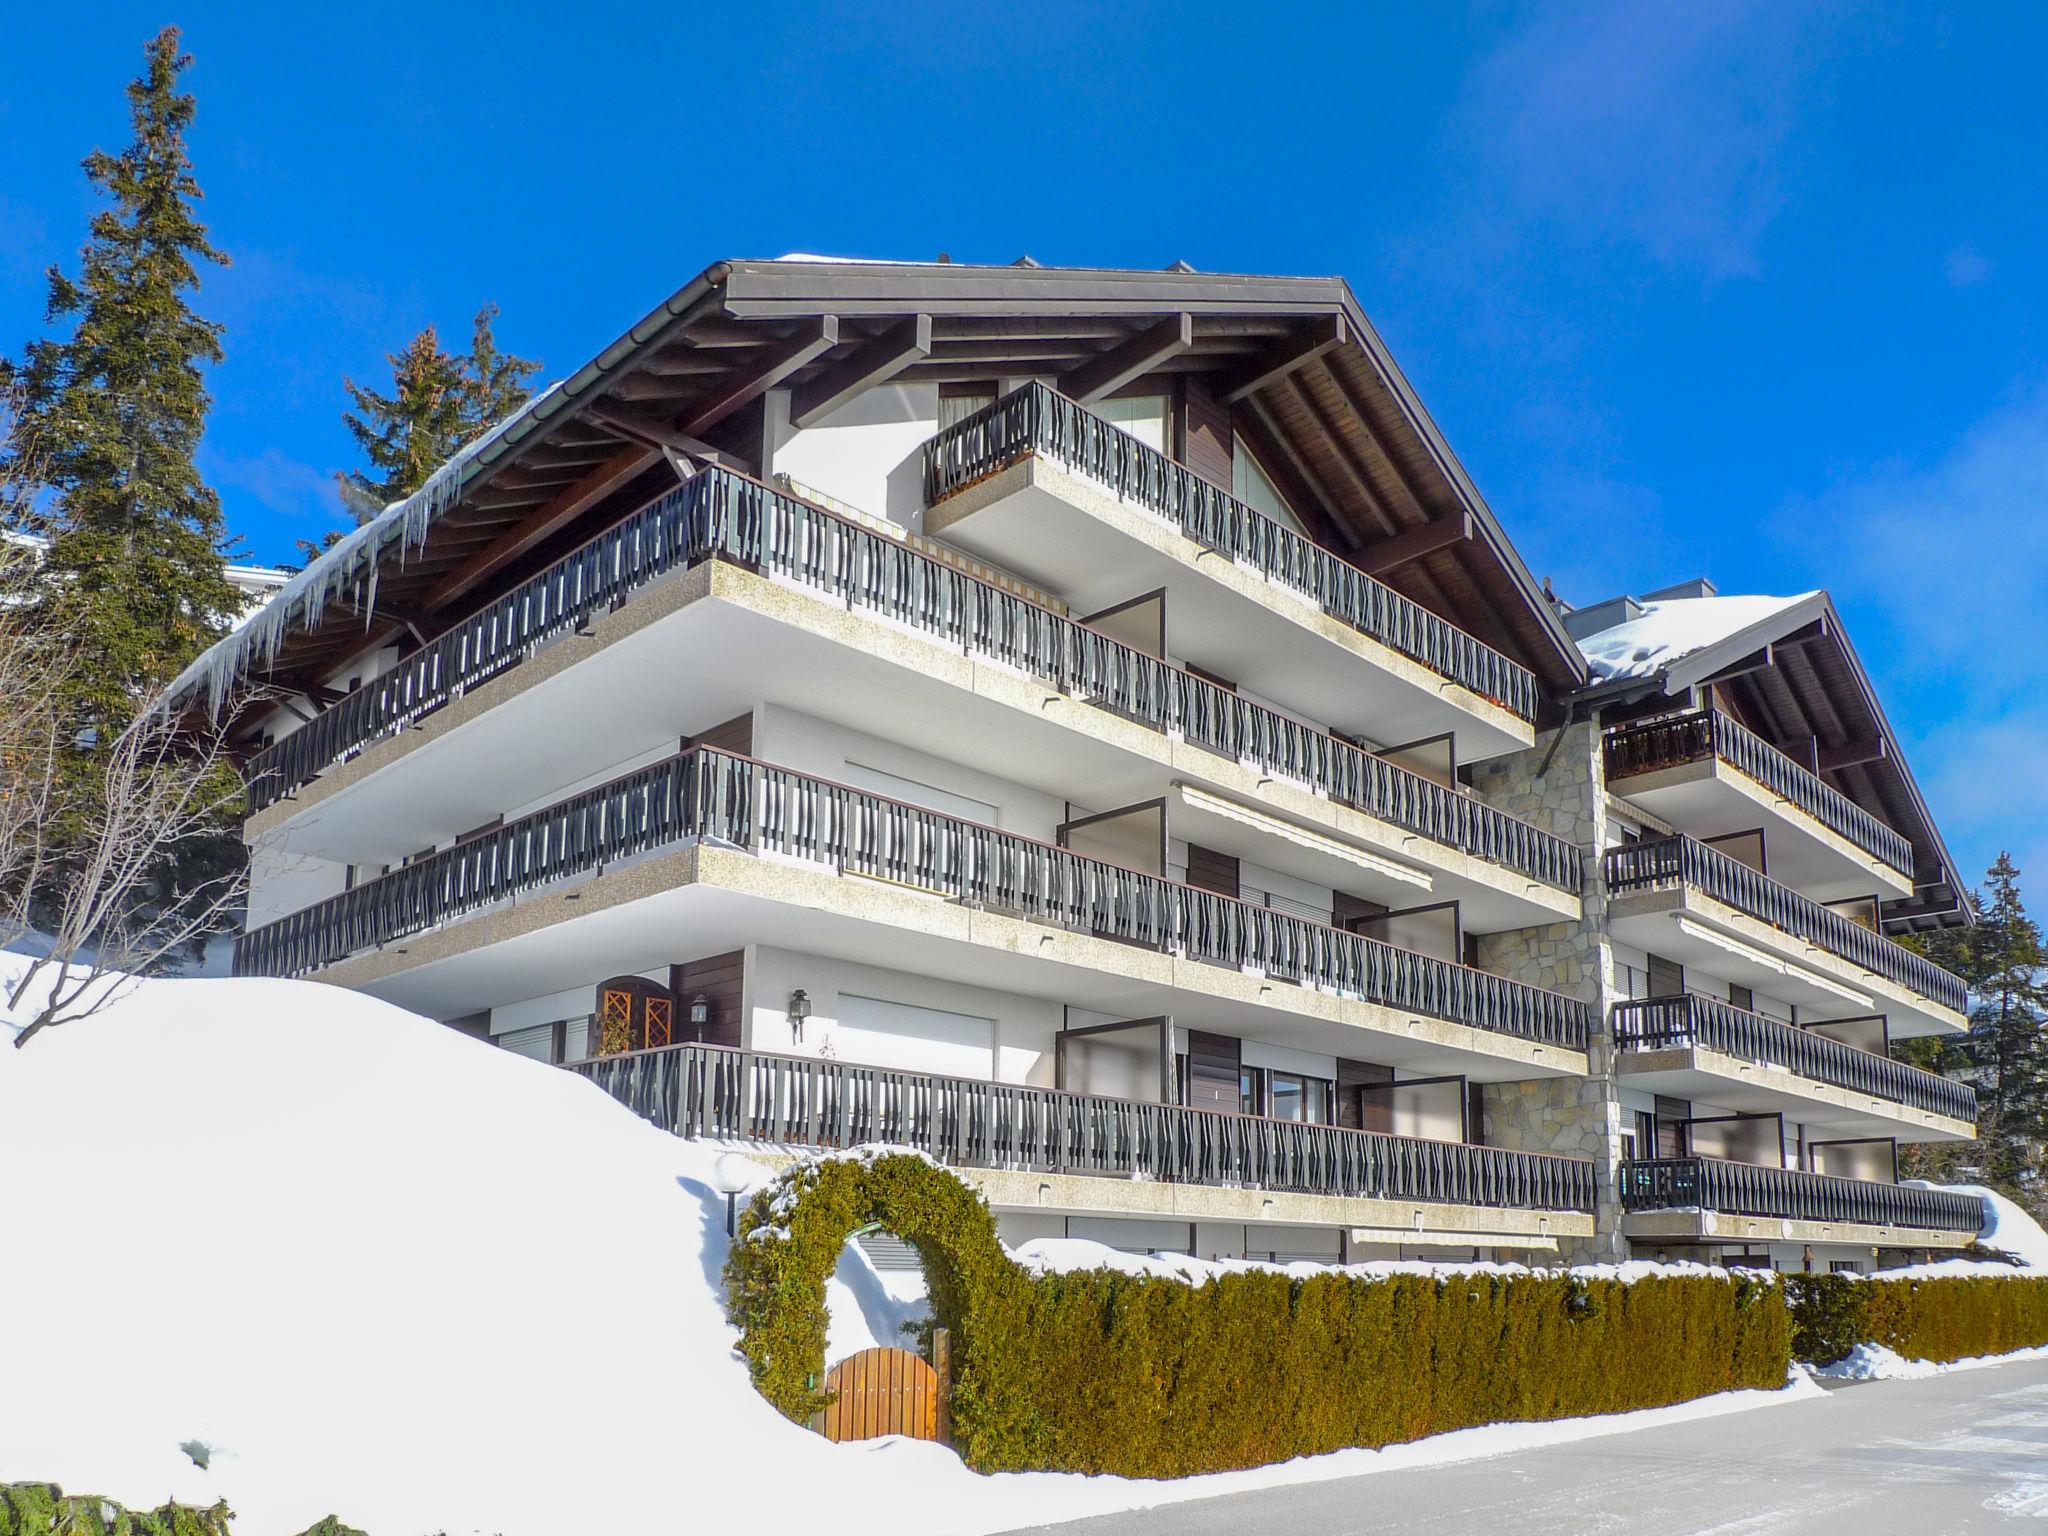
(1654, 1094, 1692, 1158)
(1182, 373, 1234, 489)
(671, 950, 746, 1047)
(1185, 843, 1241, 898)
(1332, 889, 1389, 931)
(1183, 1029, 1241, 1111)
(685, 711, 754, 757)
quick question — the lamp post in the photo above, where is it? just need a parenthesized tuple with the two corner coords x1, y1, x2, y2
(688, 993, 710, 1041)
(713, 1153, 756, 1237)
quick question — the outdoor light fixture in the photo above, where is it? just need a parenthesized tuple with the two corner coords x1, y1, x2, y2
(689, 993, 710, 1039)
(712, 1152, 756, 1236)
(787, 987, 811, 1043)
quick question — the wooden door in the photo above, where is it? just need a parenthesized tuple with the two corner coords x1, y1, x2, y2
(815, 1346, 940, 1443)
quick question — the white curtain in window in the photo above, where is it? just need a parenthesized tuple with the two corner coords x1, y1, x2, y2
(938, 392, 996, 431)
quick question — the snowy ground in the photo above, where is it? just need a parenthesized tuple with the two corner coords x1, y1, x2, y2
(0, 959, 2027, 1536)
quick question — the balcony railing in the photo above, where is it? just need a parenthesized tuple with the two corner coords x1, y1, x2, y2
(1612, 995, 1976, 1123)
(1603, 711, 1914, 878)
(921, 381, 1542, 723)
(235, 747, 1592, 1051)
(570, 1040, 1596, 1213)
(1619, 1156, 1983, 1234)
(240, 466, 1580, 894)
(1603, 835, 1967, 1016)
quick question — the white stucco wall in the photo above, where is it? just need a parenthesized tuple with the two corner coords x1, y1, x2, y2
(765, 382, 942, 530)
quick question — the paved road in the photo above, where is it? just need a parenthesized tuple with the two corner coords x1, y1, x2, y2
(1000, 1357, 2048, 1535)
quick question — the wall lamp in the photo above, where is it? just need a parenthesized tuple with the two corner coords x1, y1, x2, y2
(787, 987, 811, 1044)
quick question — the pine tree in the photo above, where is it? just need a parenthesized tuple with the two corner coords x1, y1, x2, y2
(1, 28, 241, 961)
(337, 325, 471, 509)
(461, 302, 540, 437)
(335, 305, 538, 518)
(4, 27, 237, 727)
(1905, 855, 2048, 1214)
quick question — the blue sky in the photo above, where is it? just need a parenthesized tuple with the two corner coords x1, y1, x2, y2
(4, 2, 2045, 894)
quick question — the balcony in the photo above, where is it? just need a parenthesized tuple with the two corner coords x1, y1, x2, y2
(571, 1041, 1597, 1230)
(240, 466, 1580, 918)
(1604, 711, 1914, 899)
(1619, 1157, 1983, 1247)
(235, 747, 1592, 1071)
(1603, 835, 1967, 1034)
(921, 383, 1538, 759)
(1612, 996, 1976, 1141)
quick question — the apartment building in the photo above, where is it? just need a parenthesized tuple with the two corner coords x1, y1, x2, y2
(169, 258, 1981, 1270)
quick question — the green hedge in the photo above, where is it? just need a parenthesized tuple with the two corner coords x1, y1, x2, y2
(0, 1486, 232, 1536)
(722, 1152, 1791, 1477)
(1789, 1272, 2048, 1365)
(0, 1485, 364, 1536)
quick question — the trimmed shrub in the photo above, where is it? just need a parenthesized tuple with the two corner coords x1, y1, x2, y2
(1790, 1271, 2048, 1365)
(0, 1485, 366, 1536)
(723, 1152, 1792, 1477)
(0, 1485, 232, 1536)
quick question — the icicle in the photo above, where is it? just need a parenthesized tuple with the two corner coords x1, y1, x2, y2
(165, 378, 567, 715)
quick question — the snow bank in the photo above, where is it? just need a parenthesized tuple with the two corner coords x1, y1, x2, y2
(0, 960, 1820, 1536)
(1900, 1181, 2048, 1271)
(1011, 1237, 1770, 1286)
(1810, 1341, 2048, 1382)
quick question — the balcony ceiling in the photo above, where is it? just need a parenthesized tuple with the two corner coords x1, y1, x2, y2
(178, 258, 1587, 736)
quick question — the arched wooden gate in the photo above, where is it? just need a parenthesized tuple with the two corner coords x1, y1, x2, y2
(815, 1345, 942, 1443)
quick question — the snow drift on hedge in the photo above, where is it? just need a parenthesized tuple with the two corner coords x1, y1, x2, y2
(0, 960, 1820, 1536)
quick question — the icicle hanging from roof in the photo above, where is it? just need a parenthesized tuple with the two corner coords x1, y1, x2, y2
(164, 381, 565, 716)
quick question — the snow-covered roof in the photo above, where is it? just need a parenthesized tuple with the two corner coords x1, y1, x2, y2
(1575, 591, 1821, 685)
(162, 380, 566, 715)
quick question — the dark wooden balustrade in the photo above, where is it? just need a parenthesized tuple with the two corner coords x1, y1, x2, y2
(922, 381, 1541, 722)
(1619, 1156, 1982, 1233)
(1611, 995, 1975, 1122)
(571, 1040, 1596, 1213)
(235, 746, 1591, 1051)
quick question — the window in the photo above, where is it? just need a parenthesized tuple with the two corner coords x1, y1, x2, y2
(1268, 1071, 1333, 1124)
(1096, 393, 1171, 454)
(1232, 444, 1310, 537)
(1239, 1065, 1266, 1116)
(938, 390, 996, 432)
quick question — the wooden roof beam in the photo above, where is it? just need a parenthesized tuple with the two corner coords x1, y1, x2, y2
(1221, 314, 1348, 403)
(791, 314, 933, 427)
(584, 404, 755, 471)
(1059, 313, 1193, 403)
(1814, 735, 1888, 772)
(680, 316, 840, 436)
(1354, 511, 1474, 577)
(423, 443, 661, 611)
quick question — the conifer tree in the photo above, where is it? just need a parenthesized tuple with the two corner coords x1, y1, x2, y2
(335, 305, 538, 517)
(1905, 854, 2048, 1214)
(4, 27, 237, 727)
(337, 325, 470, 509)
(0, 28, 242, 961)
(461, 302, 540, 437)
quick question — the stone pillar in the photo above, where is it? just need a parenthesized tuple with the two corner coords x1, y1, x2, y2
(1470, 721, 1629, 1264)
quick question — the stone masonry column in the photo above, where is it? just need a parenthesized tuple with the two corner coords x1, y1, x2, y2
(1469, 720, 1629, 1264)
